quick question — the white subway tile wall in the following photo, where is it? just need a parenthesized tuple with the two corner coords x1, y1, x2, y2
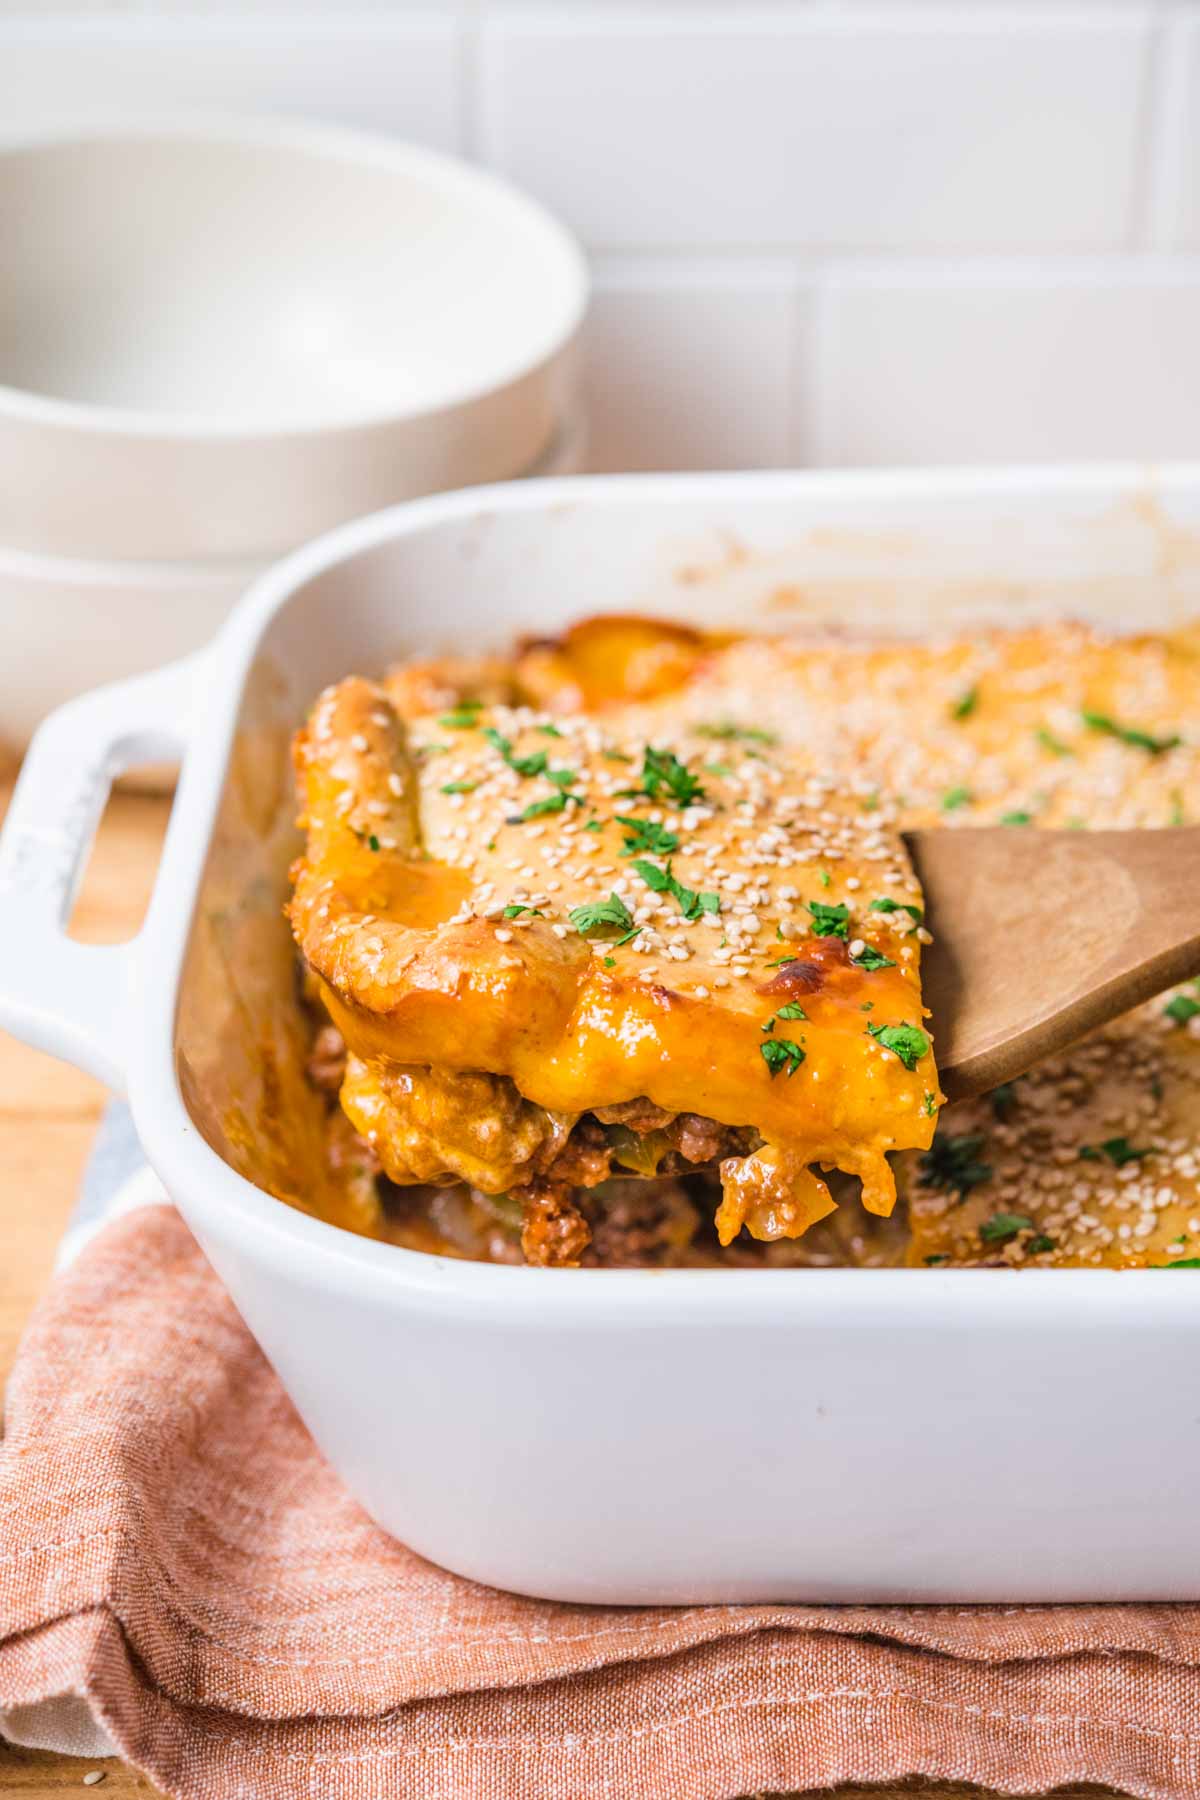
(480, 13, 1149, 252)
(0, 16, 464, 148)
(814, 266, 1200, 465)
(2, 4, 1200, 468)
(585, 263, 803, 471)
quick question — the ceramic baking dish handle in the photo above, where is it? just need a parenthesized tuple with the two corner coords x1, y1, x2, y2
(0, 655, 203, 1094)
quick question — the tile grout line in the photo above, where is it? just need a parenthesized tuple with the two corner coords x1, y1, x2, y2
(458, 0, 484, 161)
(1143, 8, 1193, 252)
(805, 271, 840, 470)
(785, 269, 815, 469)
(1129, 10, 1168, 252)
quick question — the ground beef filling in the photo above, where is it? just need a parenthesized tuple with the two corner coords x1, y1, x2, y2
(307, 1024, 754, 1266)
(580, 1177, 703, 1267)
(507, 1102, 752, 1265)
(520, 1184, 594, 1267)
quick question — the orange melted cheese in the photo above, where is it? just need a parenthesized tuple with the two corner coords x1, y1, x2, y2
(289, 655, 939, 1249)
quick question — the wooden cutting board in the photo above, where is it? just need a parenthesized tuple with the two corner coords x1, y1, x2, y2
(0, 771, 1127, 1800)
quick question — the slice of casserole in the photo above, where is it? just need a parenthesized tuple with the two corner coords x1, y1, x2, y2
(288, 676, 939, 1264)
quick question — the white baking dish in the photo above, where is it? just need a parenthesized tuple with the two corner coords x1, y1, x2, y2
(3, 466, 1200, 1605)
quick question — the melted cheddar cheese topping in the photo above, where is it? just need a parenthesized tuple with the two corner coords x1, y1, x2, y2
(289, 666, 939, 1257)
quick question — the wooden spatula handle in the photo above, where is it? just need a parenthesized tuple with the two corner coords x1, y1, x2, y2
(906, 827, 1200, 1100)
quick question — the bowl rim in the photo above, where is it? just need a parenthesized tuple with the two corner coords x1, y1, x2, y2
(126, 462, 1200, 1316)
(0, 114, 589, 442)
(0, 537, 271, 586)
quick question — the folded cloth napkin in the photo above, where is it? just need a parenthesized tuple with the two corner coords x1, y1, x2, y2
(4, 1113, 1200, 1799)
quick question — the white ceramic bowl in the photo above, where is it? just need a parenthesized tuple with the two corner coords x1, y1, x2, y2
(3, 466, 1200, 1605)
(0, 120, 587, 562)
(0, 543, 266, 760)
(0, 408, 588, 760)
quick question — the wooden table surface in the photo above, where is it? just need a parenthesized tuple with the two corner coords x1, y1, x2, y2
(0, 770, 1126, 1800)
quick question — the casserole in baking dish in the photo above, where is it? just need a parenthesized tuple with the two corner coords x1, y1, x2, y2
(288, 611, 1197, 1272)
(3, 467, 1200, 1603)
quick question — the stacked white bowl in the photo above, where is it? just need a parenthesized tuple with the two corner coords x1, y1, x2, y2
(0, 119, 589, 754)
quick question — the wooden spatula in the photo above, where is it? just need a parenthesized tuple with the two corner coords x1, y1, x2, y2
(906, 827, 1200, 1101)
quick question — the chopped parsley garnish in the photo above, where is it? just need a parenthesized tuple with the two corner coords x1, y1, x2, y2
(1161, 1258, 1200, 1269)
(766, 954, 798, 969)
(870, 896, 923, 925)
(602, 749, 632, 764)
(620, 745, 707, 809)
(1035, 726, 1071, 757)
(440, 780, 477, 795)
(923, 1254, 949, 1266)
(501, 904, 543, 920)
(763, 1003, 808, 1033)
(1079, 1137, 1152, 1168)
(989, 1081, 1017, 1120)
(704, 761, 733, 776)
(482, 725, 525, 767)
(631, 858, 720, 922)
(941, 785, 973, 811)
(922, 1091, 938, 1117)
(817, 869, 831, 888)
(950, 685, 979, 721)
(602, 955, 616, 969)
(536, 723, 563, 737)
(1027, 1234, 1056, 1255)
(807, 900, 850, 938)
(509, 792, 583, 822)
(918, 1131, 992, 1199)
(366, 834, 381, 852)
(1170, 790, 1186, 827)
(761, 1038, 805, 1078)
(483, 725, 577, 787)
(867, 1021, 930, 1070)
(851, 943, 895, 971)
(568, 892, 638, 943)
(615, 814, 680, 859)
(694, 721, 777, 745)
(999, 810, 1033, 827)
(438, 700, 483, 729)
(584, 818, 604, 833)
(1081, 710, 1181, 755)
(1165, 992, 1200, 1026)
(979, 1211, 1035, 1245)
